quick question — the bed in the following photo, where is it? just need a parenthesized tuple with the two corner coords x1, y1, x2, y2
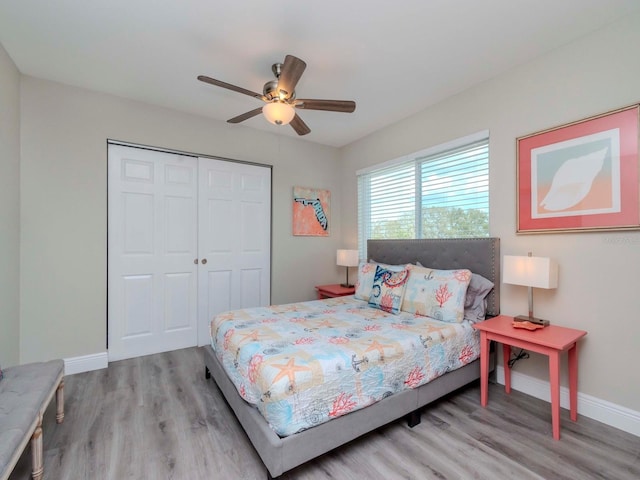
(203, 237, 500, 478)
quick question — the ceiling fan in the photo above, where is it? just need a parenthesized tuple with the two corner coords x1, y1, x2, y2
(197, 55, 356, 136)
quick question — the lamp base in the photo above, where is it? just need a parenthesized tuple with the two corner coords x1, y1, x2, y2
(340, 283, 354, 288)
(514, 315, 549, 326)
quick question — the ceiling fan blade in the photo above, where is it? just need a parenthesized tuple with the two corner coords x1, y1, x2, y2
(227, 107, 264, 124)
(197, 75, 265, 100)
(294, 99, 356, 113)
(277, 55, 307, 99)
(290, 114, 311, 136)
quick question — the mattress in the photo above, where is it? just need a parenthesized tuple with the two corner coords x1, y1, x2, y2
(210, 295, 480, 437)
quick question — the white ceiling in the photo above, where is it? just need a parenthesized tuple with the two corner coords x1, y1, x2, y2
(1, 1, 638, 147)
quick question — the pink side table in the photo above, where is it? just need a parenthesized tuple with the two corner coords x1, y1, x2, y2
(473, 315, 587, 440)
(315, 284, 355, 299)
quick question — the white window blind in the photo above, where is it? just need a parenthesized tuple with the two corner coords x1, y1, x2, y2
(358, 135, 489, 259)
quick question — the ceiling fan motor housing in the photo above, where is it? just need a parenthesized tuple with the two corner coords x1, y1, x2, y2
(263, 81, 296, 101)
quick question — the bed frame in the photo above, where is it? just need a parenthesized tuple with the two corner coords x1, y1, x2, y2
(203, 237, 500, 478)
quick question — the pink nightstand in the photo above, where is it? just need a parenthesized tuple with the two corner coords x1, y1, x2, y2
(315, 284, 355, 299)
(473, 315, 587, 440)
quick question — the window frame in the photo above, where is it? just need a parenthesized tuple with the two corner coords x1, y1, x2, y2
(357, 130, 490, 259)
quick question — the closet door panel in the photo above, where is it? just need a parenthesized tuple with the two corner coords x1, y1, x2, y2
(240, 268, 262, 307)
(206, 198, 234, 253)
(108, 145, 198, 361)
(198, 159, 271, 346)
(207, 270, 233, 317)
(122, 274, 154, 336)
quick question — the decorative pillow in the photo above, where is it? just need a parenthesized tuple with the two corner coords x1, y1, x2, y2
(355, 261, 407, 301)
(416, 263, 494, 322)
(401, 265, 472, 322)
(368, 265, 409, 314)
(463, 273, 494, 323)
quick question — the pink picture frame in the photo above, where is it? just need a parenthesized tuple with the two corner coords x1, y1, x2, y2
(517, 104, 640, 233)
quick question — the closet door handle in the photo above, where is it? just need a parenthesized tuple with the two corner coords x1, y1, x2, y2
(194, 258, 198, 265)
(201, 258, 208, 265)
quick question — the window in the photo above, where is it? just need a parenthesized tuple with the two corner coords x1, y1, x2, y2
(357, 132, 489, 258)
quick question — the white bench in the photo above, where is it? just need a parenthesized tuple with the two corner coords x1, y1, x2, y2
(0, 360, 64, 480)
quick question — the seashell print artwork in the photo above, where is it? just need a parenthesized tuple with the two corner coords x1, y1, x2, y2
(517, 104, 639, 233)
(539, 147, 608, 211)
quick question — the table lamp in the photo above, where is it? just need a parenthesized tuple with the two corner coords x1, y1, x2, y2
(336, 249, 359, 288)
(502, 252, 558, 326)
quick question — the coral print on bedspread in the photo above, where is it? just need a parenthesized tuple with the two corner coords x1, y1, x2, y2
(211, 296, 480, 436)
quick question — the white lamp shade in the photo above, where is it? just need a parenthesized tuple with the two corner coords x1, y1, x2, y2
(503, 255, 558, 289)
(262, 102, 295, 125)
(336, 249, 359, 267)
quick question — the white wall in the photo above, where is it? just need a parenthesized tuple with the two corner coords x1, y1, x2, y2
(340, 13, 640, 412)
(0, 43, 20, 368)
(19, 76, 343, 363)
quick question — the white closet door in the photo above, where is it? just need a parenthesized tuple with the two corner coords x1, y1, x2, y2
(108, 145, 198, 361)
(197, 159, 271, 345)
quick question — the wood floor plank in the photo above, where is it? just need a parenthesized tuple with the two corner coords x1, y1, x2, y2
(436, 388, 640, 480)
(8, 347, 640, 479)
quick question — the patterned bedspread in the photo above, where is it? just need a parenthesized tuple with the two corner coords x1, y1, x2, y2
(210, 296, 480, 437)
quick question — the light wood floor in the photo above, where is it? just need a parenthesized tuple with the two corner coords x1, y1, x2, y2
(9, 347, 640, 480)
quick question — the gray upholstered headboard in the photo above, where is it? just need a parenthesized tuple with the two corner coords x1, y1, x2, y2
(367, 237, 500, 317)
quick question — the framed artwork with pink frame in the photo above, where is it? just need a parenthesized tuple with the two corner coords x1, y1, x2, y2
(517, 104, 640, 233)
(292, 186, 330, 236)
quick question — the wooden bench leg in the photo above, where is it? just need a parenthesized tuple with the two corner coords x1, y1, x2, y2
(31, 412, 44, 480)
(56, 379, 65, 423)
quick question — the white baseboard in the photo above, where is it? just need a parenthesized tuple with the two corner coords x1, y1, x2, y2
(64, 352, 108, 375)
(496, 366, 640, 437)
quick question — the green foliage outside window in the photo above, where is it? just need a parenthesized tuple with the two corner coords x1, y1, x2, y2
(421, 207, 488, 238)
(371, 207, 488, 240)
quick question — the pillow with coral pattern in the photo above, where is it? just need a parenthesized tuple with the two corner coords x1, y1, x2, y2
(368, 265, 409, 314)
(401, 264, 471, 323)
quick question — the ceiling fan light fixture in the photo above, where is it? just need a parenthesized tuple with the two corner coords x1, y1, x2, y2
(198, 54, 355, 135)
(262, 101, 295, 126)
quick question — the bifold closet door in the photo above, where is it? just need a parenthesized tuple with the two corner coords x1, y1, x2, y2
(108, 145, 198, 361)
(197, 159, 271, 346)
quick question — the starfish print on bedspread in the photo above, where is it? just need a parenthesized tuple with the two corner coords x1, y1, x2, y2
(316, 318, 335, 328)
(270, 357, 312, 391)
(365, 339, 394, 362)
(237, 330, 263, 344)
